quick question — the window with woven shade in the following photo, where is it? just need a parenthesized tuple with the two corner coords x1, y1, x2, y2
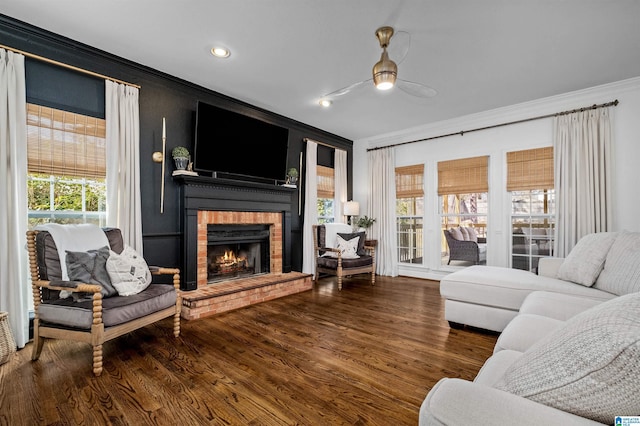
(508, 147, 555, 273)
(507, 147, 554, 191)
(317, 165, 335, 223)
(437, 156, 488, 195)
(438, 156, 488, 267)
(26, 103, 107, 228)
(396, 165, 424, 264)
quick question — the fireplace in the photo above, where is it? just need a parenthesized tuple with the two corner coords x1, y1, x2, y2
(176, 175, 295, 291)
(207, 224, 270, 283)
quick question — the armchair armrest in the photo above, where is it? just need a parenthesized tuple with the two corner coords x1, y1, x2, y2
(34, 279, 102, 294)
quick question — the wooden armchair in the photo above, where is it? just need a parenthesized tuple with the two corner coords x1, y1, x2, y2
(27, 227, 181, 376)
(312, 223, 376, 290)
(444, 228, 487, 265)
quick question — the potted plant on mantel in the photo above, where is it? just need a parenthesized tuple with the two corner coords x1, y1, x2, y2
(286, 167, 299, 186)
(172, 146, 190, 170)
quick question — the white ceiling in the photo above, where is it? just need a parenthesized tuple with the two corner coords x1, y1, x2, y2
(3, 1, 640, 141)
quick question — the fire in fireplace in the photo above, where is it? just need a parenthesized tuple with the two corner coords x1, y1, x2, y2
(207, 224, 270, 284)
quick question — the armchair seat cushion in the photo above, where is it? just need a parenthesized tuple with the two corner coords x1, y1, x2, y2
(38, 284, 177, 329)
(316, 254, 374, 269)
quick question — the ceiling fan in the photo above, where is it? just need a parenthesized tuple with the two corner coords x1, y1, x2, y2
(320, 26, 437, 105)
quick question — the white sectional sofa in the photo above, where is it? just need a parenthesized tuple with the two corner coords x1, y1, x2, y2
(420, 231, 640, 425)
(440, 231, 627, 332)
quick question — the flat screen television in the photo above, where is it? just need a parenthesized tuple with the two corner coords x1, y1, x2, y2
(193, 101, 290, 182)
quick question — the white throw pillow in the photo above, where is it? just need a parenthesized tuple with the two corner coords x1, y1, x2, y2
(556, 232, 618, 286)
(321, 234, 360, 259)
(465, 227, 478, 242)
(106, 245, 152, 296)
(594, 230, 640, 295)
(494, 292, 640, 424)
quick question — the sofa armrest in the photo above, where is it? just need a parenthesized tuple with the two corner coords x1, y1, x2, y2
(419, 378, 604, 426)
(537, 257, 565, 277)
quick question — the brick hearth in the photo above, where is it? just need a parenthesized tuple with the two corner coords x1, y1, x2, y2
(181, 272, 312, 320)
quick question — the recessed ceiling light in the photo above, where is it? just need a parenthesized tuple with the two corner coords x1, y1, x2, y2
(211, 46, 230, 58)
(319, 99, 332, 108)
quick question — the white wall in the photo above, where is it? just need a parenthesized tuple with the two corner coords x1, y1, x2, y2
(353, 77, 640, 280)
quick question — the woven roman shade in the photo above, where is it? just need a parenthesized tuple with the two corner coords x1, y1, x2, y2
(437, 156, 488, 195)
(507, 147, 554, 191)
(27, 103, 106, 179)
(317, 165, 334, 198)
(396, 164, 424, 198)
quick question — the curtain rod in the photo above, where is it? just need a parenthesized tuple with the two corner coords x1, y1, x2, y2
(304, 137, 341, 149)
(0, 43, 141, 89)
(367, 99, 619, 152)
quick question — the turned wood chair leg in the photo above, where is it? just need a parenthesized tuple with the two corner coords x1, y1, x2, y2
(31, 332, 44, 361)
(173, 311, 181, 338)
(371, 272, 375, 286)
(92, 344, 103, 376)
(338, 275, 343, 290)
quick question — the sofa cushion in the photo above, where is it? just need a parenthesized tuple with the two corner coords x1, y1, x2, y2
(38, 284, 177, 329)
(440, 265, 615, 312)
(493, 314, 564, 354)
(556, 231, 618, 287)
(594, 230, 640, 295)
(495, 292, 640, 424)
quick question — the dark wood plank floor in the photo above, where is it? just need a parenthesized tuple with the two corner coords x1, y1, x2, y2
(0, 275, 497, 425)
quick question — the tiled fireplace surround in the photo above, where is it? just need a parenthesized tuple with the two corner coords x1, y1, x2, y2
(177, 176, 312, 320)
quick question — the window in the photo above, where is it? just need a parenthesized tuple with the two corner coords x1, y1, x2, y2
(317, 165, 334, 224)
(438, 156, 488, 266)
(508, 147, 555, 271)
(396, 165, 424, 264)
(27, 103, 107, 229)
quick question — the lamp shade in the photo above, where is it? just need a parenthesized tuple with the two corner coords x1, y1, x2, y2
(343, 201, 360, 216)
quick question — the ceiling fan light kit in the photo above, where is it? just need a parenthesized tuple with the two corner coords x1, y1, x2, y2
(373, 26, 397, 90)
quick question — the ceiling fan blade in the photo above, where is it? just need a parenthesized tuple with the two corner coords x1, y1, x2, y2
(388, 30, 411, 64)
(396, 79, 437, 98)
(323, 78, 372, 99)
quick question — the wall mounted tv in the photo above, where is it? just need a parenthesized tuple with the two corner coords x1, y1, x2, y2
(193, 100, 290, 183)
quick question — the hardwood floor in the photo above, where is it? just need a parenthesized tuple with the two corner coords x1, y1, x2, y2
(0, 275, 497, 425)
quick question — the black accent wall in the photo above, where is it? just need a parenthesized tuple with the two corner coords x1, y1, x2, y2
(1, 14, 353, 277)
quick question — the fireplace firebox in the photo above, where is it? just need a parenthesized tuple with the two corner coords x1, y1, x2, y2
(207, 224, 270, 284)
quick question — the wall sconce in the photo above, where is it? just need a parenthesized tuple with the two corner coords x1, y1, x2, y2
(152, 117, 166, 213)
(343, 200, 360, 226)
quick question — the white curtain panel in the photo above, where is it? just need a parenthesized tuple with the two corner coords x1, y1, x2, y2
(302, 141, 318, 274)
(0, 49, 28, 348)
(105, 81, 143, 254)
(368, 147, 398, 277)
(334, 148, 348, 223)
(554, 107, 612, 257)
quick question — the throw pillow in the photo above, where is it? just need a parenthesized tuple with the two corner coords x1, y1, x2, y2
(459, 226, 469, 240)
(337, 232, 366, 255)
(65, 246, 117, 298)
(321, 234, 360, 259)
(448, 227, 463, 241)
(594, 230, 640, 295)
(556, 232, 618, 287)
(494, 292, 640, 424)
(465, 227, 478, 242)
(106, 245, 152, 296)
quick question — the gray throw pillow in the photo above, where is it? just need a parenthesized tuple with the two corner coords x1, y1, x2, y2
(338, 232, 366, 255)
(66, 246, 117, 297)
(495, 292, 640, 424)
